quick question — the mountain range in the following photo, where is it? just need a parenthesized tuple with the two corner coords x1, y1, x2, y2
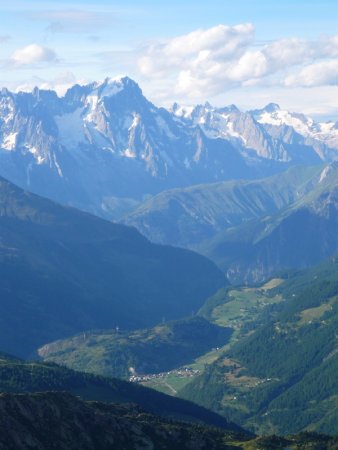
(125, 163, 338, 283)
(1, 77, 337, 221)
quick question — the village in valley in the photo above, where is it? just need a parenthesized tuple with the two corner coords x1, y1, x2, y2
(129, 367, 200, 383)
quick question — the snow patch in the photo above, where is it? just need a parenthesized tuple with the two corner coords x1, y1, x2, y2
(100, 79, 124, 97)
(27, 146, 45, 164)
(319, 165, 331, 183)
(256, 109, 315, 137)
(85, 94, 99, 123)
(55, 108, 86, 148)
(124, 148, 136, 158)
(129, 114, 140, 131)
(257, 108, 338, 150)
(172, 104, 194, 119)
(2, 132, 18, 150)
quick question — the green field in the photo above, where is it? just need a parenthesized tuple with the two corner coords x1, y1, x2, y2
(141, 279, 285, 395)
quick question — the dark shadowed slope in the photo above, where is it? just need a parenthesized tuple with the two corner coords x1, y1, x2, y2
(0, 353, 242, 433)
(0, 176, 225, 356)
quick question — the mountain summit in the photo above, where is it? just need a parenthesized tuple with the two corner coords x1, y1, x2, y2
(0, 77, 337, 219)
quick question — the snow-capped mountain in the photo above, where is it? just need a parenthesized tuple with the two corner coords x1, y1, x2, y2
(0, 77, 336, 219)
(251, 103, 338, 160)
(172, 101, 337, 163)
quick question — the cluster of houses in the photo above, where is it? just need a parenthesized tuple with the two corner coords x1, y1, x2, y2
(129, 367, 200, 383)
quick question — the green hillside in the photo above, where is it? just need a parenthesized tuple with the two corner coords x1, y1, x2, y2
(0, 176, 225, 357)
(124, 163, 338, 284)
(0, 391, 336, 449)
(38, 317, 232, 378)
(0, 352, 243, 432)
(123, 164, 324, 248)
(180, 259, 338, 435)
(0, 391, 248, 450)
(201, 163, 338, 283)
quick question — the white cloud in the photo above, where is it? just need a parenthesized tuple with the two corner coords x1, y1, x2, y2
(262, 36, 338, 71)
(284, 60, 338, 87)
(138, 24, 254, 78)
(227, 50, 268, 81)
(10, 43, 57, 67)
(137, 24, 338, 100)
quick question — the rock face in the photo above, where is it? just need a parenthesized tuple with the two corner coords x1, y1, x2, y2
(0, 392, 240, 450)
(0, 78, 249, 219)
(0, 78, 336, 220)
(172, 102, 325, 163)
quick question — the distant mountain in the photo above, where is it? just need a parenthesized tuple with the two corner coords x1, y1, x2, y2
(124, 163, 338, 283)
(1, 78, 336, 220)
(180, 259, 338, 435)
(37, 316, 232, 379)
(0, 176, 224, 356)
(251, 103, 338, 161)
(123, 164, 324, 248)
(172, 102, 321, 164)
(0, 78, 250, 219)
(203, 163, 338, 283)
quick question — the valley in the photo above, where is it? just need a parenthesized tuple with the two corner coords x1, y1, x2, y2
(0, 71, 337, 448)
(181, 260, 338, 435)
(38, 260, 338, 437)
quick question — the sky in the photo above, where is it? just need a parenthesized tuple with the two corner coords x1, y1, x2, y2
(1, 0, 338, 119)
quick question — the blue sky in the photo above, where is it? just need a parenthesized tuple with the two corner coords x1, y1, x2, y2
(1, 0, 338, 118)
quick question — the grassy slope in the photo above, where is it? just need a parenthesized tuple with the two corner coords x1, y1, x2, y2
(201, 163, 338, 283)
(179, 259, 338, 435)
(137, 279, 287, 396)
(38, 317, 233, 379)
(123, 164, 323, 248)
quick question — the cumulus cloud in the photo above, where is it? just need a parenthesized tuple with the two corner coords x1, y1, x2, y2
(284, 60, 338, 87)
(9, 43, 58, 67)
(139, 24, 254, 79)
(137, 24, 338, 99)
